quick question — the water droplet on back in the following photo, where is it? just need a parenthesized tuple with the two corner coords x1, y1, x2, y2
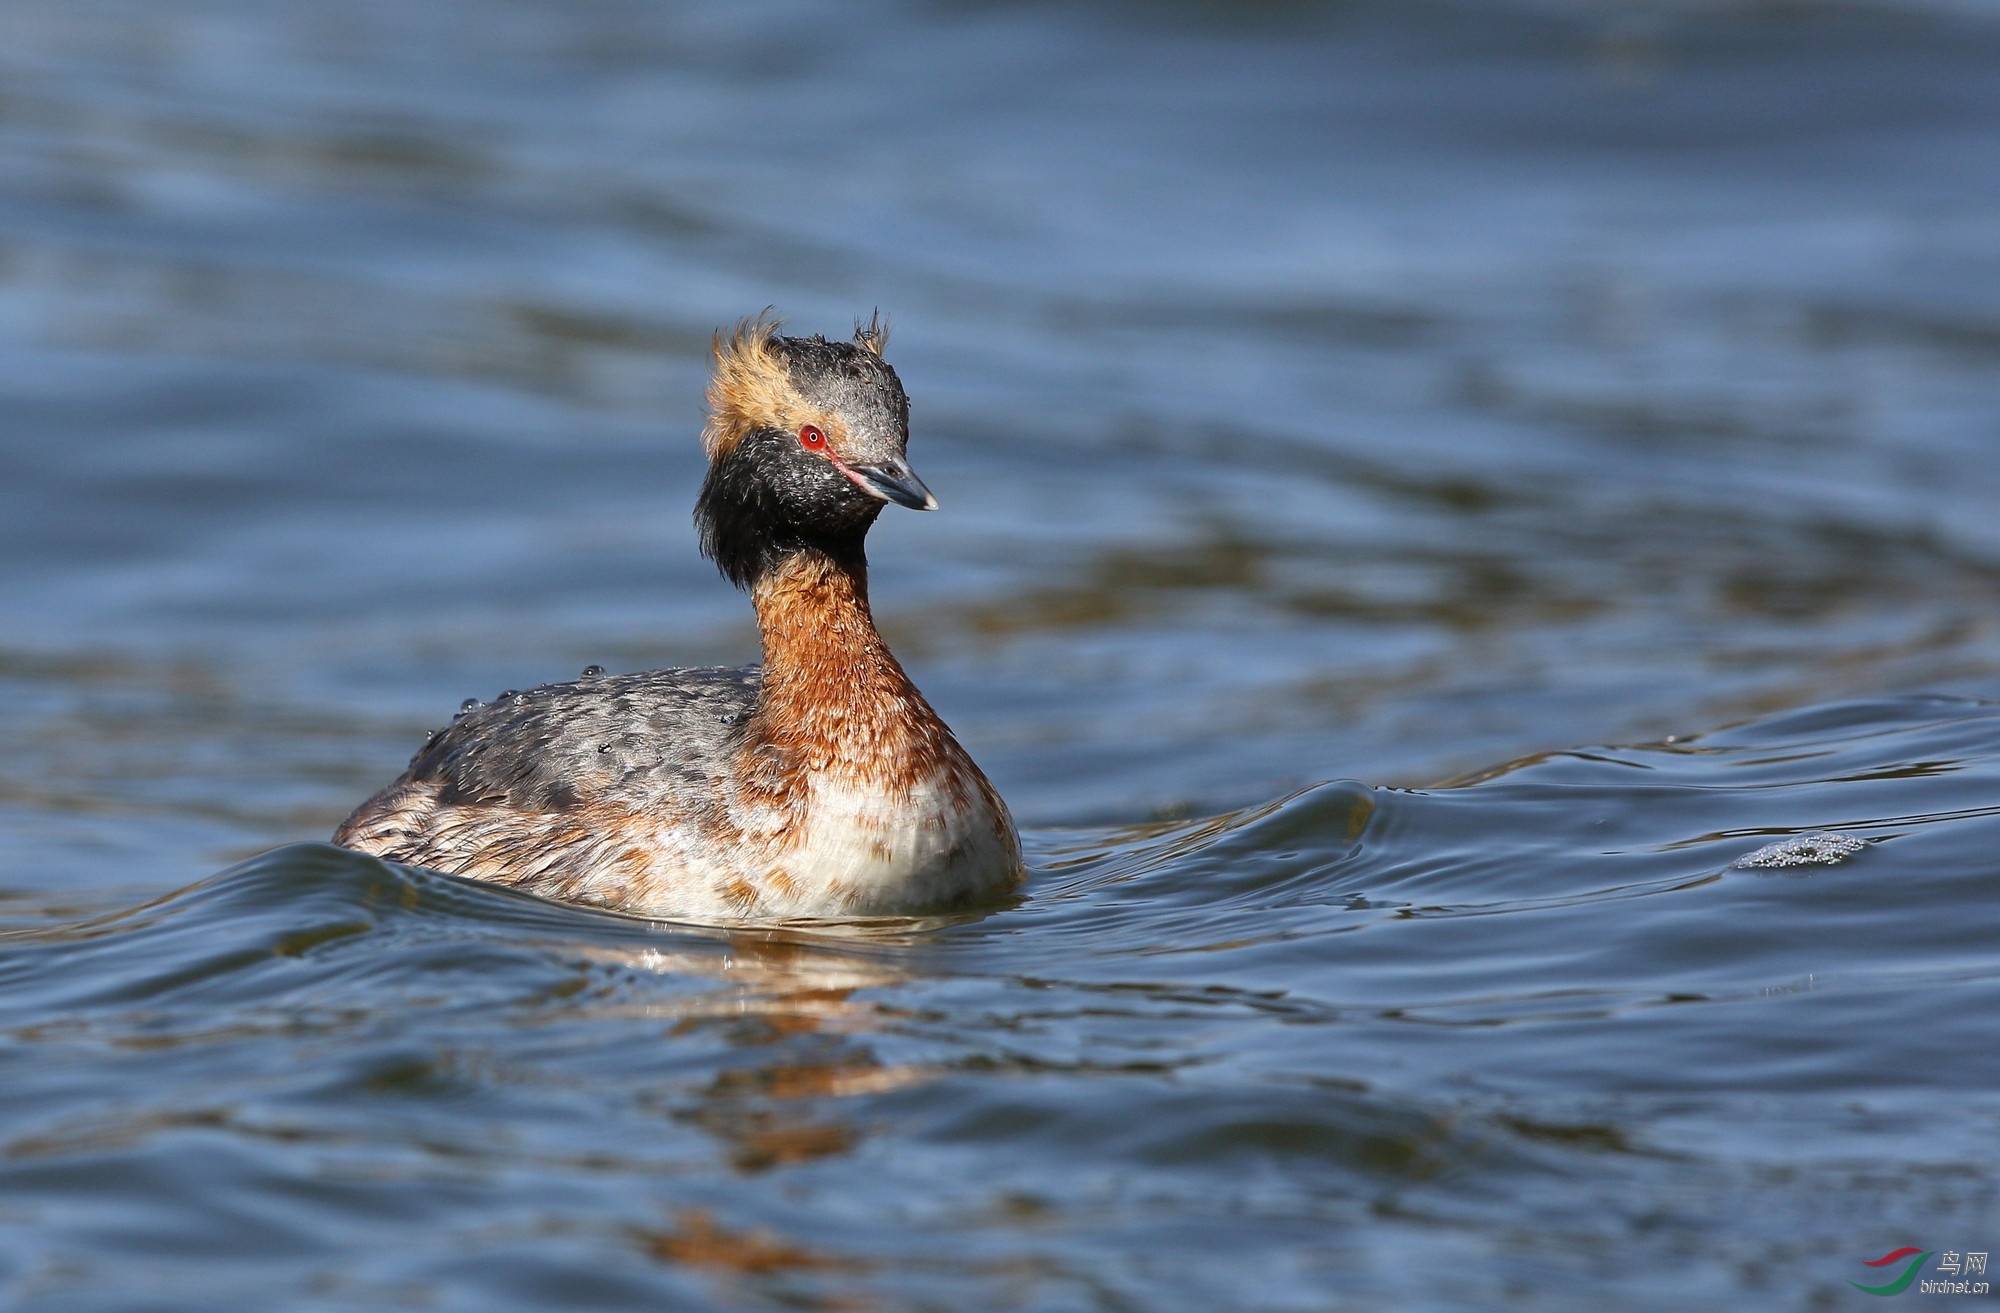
(581, 664, 606, 681)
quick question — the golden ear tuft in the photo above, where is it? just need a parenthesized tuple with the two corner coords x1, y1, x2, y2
(853, 309, 890, 358)
(702, 310, 792, 458)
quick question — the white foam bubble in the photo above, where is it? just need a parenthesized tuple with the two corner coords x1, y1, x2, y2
(1732, 833, 1869, 869)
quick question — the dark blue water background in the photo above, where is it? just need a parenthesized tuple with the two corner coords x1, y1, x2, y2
(3, 1, 2000, 1308)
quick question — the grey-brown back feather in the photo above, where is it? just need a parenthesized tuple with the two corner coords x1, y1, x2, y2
(337, 668, 761, 861)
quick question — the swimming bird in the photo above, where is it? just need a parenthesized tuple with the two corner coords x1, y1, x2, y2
(333, 314, 1022, 919)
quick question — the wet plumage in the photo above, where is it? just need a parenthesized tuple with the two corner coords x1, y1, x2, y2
(335, 314, 1022, 919)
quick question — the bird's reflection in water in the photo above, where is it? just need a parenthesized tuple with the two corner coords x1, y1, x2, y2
(557, 918, 965, 1173)
(550, 923, 959, 1297)
(634, 1205, 869, 1276)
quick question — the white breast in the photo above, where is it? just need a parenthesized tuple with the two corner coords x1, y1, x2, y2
(777, 770, 1017, 915)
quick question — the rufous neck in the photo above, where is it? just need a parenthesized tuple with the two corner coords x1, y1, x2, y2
(748, 544, 987, 798)
(751, 546, 898, 690)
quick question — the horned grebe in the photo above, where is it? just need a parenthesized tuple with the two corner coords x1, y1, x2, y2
(334, 314, 1022, 919)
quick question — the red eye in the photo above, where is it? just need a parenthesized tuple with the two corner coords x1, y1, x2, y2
(799, 424, 826, 450)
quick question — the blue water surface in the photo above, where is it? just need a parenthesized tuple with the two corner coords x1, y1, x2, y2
(3, 1, 2000, 1308)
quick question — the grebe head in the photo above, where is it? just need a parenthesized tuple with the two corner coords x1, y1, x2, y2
(696, 312, 934, 588)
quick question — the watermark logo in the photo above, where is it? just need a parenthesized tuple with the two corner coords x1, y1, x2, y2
(1850, 1248, 1989, 1297)
(1851, 1249, 1933, 1296)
